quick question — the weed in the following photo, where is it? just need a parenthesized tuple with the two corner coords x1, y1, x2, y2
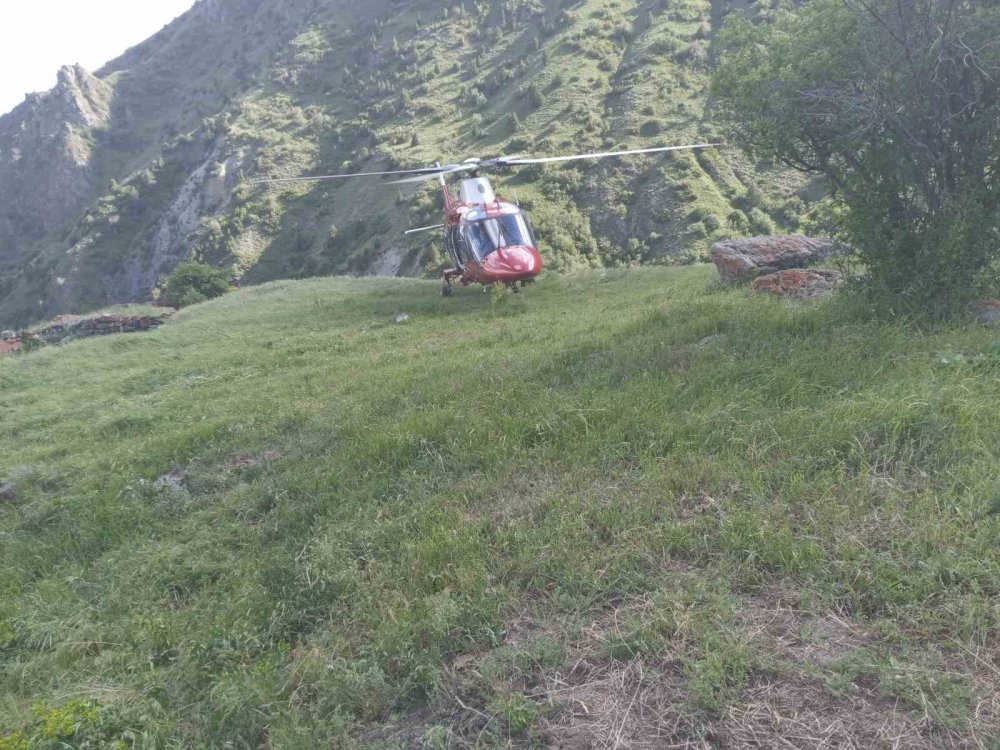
(488, 692, 538, 733)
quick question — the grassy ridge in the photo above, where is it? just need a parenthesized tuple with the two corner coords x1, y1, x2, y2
(1, 268, 998, 747)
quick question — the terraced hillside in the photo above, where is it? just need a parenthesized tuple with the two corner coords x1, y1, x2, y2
(1, 269, 998, 747)
(0, 0, 806, 328)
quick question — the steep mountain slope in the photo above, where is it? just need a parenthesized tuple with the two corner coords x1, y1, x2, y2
(1, 269, 998, 746)
(0, 0, 803, 328)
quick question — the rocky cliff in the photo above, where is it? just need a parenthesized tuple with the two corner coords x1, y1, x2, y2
(0, 65, 110, 245)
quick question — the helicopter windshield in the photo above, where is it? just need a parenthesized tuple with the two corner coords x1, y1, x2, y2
(464, 214, 535, 259)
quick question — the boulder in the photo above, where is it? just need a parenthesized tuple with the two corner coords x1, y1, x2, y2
(154, 467, 187, 493)
(711, 236, 838, 283)
(0, 482, 16, 502)
(972, 299, 1000, 327)
(751, 269, 845, 300)
(697, 334, 728, 348)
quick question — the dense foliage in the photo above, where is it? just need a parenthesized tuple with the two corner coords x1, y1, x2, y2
(162, 261, 232, 308)
(712, 0, 1000, 311)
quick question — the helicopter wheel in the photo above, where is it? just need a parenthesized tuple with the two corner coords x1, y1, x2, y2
(441, 284, 453, 297)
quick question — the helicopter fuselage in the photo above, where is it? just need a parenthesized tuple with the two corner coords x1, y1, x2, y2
(438, 177, 542, 294)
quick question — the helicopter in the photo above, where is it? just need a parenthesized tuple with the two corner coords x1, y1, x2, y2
(256, 142, 721, 296)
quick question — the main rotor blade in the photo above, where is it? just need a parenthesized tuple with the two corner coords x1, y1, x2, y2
(386, 164, 475, 185)
(499, 142, 722, 167)
(386, 172, 450, 185)
(251, 166, 448, 186)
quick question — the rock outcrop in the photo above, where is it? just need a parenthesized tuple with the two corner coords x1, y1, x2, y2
(0, 314, 170, 354)
(34, 314, 170, 344)
(711, 236, 838, 283)
(751, 269, 845, 300)
(0, 65, 112, 241)
(972, 300, 1000, 327)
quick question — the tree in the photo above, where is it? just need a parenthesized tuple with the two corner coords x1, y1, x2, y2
(712, 1, 1000, 312)
(526, 83, 546, 109)
(162, 262, 232, 308)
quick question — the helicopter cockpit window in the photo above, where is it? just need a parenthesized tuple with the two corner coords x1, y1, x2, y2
(464, 214, 535, 259)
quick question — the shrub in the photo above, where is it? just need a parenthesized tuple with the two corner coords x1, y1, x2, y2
(525, 84, 546, 108)
(748, 208, 776, 236)
(727, 210, 749, 233)
(713, 1, 1000, 312)
(639, 119, 664, 137)
(162, 262, 232, 308)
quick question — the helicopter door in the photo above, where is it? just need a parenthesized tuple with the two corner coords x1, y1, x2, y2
(445, 227, 465, 269)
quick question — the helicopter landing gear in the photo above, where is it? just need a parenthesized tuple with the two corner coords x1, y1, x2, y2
(441, 268, 461, 297)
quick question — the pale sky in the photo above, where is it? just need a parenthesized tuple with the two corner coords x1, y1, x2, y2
(0, 0, 197, 116)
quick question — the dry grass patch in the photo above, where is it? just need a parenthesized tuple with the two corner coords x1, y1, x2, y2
(719, 674, 973, 750)
(739, 588, 869, 667)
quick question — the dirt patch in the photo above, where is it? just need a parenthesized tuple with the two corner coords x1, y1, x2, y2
(539, 658, 695, 750)
(717, 673, 981, 750)
(222, 450, 282, 471)
(537, 664, 988, 750)
(532, 594, 996, 749)
(504, 606, 544, 649)
(366, 594, 998, 749)
(739, 589, 869, 666)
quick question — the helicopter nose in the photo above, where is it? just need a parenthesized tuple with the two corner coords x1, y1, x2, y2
(484, 246, 542, 278)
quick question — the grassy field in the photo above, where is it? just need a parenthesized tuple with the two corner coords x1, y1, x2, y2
(1, 267, 998, 748)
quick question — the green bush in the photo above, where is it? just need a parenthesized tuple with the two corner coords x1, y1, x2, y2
(727, 209, 749, 233)
(639, 119, 664, 137)
(748, 208, 776, 236)
(162, 262, 232, 308)
(713, 1, 1000, 313)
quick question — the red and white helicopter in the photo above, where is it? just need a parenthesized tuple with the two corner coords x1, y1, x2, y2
(257, 143, 720, 296)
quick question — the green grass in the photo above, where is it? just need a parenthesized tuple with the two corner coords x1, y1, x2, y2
(1, 267, 998, 747)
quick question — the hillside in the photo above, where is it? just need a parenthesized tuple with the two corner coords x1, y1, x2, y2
(1, 269, 998, 747)
(0, 0, 807, 329)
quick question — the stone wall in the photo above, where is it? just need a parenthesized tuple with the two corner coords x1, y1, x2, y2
(1, 313, 170, 354)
